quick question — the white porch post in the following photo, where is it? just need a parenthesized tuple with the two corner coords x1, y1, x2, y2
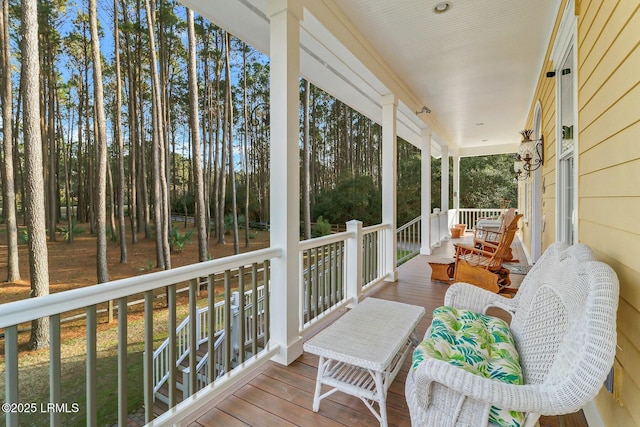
(267, 0, 303, 365)
(453, 155, 460, 211)
(346, 220, 363, 305)
(440, 145, 450, 238)
(381, 94, 398, 282)
(452, 154, 460, 228)
(440, 145, 449, 211)
(420, 130, 432, 255)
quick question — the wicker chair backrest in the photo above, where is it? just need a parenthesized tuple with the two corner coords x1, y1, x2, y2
(509, 242, 618, 408)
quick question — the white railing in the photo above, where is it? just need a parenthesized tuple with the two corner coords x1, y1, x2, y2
(396, 216, 421, 265)
(182, 331, 226, 399)
(362, 223, 388, 291)
(1, 213, 462, 427)
(457, 208, 505, 231)
(297, 221, 392, 331)
(152, 304, 221, 395)
(0, 247, 281, 427)
(155, 285, 268, 401)
(299, 231, 351, 328)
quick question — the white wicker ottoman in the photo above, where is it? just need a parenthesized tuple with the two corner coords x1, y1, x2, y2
(304, 298, 425, 427)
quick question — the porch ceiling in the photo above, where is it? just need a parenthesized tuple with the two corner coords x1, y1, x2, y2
(180, 0, 560, 157)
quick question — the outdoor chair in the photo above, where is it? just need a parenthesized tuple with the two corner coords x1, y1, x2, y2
(406, 242, 619, 427)
(474, 207, 516, 248)
(453, 214, 522, 293)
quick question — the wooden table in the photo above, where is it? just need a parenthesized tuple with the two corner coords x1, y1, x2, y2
(428, 257, 455, 283)
(303, 298, 425, 427)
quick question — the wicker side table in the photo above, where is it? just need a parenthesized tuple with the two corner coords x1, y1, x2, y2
(304, 298, 425, 427)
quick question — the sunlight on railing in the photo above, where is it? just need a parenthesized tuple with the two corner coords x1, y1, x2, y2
(362, 223, 388, 290)
(396, 217, 421, 265)
(457, 208, 504, 231)
(299, 232, 350, 328)
(0, 248, 280, 427)
(1, 215, 458, 427)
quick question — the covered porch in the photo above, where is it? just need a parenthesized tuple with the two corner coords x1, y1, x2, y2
(0, 1, 581, 426)
(176, 237, 587, 427)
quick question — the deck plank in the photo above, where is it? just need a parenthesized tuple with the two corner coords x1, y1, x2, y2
(188, 235, 587, 427)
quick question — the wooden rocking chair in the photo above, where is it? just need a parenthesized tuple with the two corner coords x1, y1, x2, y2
(474, 207, 518, 261)
(453, 213, 523, 293)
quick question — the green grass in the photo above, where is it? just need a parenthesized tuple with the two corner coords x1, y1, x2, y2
(0, 297, 202, 427)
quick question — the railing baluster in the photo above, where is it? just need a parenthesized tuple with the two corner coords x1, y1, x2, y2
(224, 271, 232, 375)
(320, 244, 326, 312)
(252, 263, 259, 355)
(207, 274, 215, 383)
(50, 314, 61, 427)
(264, 260, 270, 344)
(86, 305, 97, 427)
(144, 290, 154, 423)
(117, 297, 128, 427)
(305, 249, 311, 324)
(313, 247, 319, 321)
(336, 241, 342, 300)
(238, 266, 246, 363)
(331, 242, 337, 305)
(4, 325, 18, 427)
(168, 284, 177, 406)
(189, 279, 198, 396)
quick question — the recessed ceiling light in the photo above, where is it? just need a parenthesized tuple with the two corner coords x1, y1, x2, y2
(433, 1, 452, 14)
(476, 122, 484, 126)
(482, 139, 488, 142)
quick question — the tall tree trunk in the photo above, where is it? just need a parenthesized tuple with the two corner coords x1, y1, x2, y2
(242, 43, 250, 247)
(76, 75, 85, 223)
(22, 0, 50, 349)
(200, 28, 211, 241)
(122, 1, 138, 244)
(145, 0, 170, 269)
(114, 0, 127, 260)
(89, 0, 109, 286)
(107, 159, 117, 236)
(187, 8, 208, 262)
(225, 33, 239, 254)
(216, 32, 227, 245)
(13, 70, 25, 225)
(0, 0, 19, 282)
(47, 36, 57, 242)
(302, 79, 311, 239)
(62, 104, 73, 243)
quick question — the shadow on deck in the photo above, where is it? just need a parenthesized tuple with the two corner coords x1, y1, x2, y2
(183, 234, 588, 427)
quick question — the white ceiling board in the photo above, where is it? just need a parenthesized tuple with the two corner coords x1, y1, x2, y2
(334, 0, 561, 151)
(180, 0, 560, 156)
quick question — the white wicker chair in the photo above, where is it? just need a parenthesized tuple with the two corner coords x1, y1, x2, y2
(406, 242, 619, 427)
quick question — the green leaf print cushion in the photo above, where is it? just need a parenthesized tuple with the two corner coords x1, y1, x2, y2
(412, 306, 524, 427)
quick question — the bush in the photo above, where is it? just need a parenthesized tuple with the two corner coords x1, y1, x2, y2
(169, 226, 194, 252)
(313, 175, 381, 226)
(56, 220, 85, 242)
(311, 216, 332, 238)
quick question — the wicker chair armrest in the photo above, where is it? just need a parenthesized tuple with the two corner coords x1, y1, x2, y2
(445, 282, 517, 313)
(413, 358, 565, 415)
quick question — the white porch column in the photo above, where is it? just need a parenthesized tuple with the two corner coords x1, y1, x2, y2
(381, 94, 398, 282)
(440, 145, 451, 240)
(267, 0, 303, 365)
(420, 130, 432, 255)
(453, 155, 460, 211)
(346, 220, 363, 305)
(440, 145, 449, 211)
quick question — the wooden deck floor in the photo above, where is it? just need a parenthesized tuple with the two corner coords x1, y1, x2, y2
(184, 235, 588, 427)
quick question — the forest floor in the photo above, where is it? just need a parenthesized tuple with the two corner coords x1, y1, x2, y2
(0, 221, 270, 306)
(0, 221, 270, 426)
